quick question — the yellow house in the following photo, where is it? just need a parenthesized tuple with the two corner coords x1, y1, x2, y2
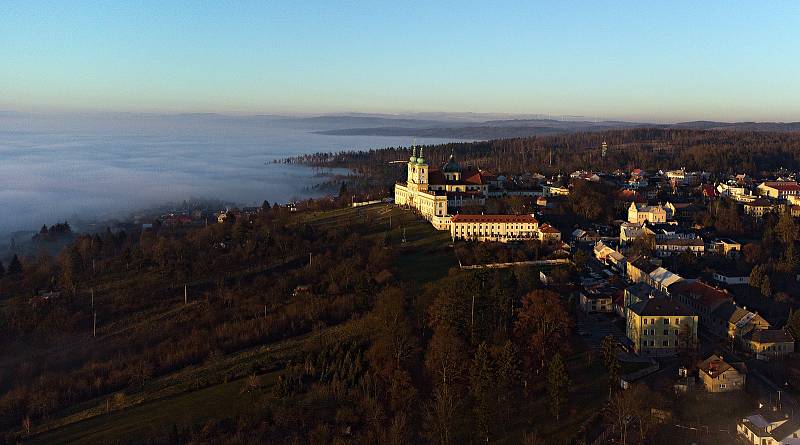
(697, 354, 746, 393)
(745, 329, 795, 357)
(626, 296, 698, 356)
(628, 202, 667, 224)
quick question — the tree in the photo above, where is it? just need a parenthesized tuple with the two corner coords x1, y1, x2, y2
(514, 290, 573, 372)
(59, 245, 83, 293)
(7, 254, 22, 275)
(469, 342, 495, 442)
(788, 309, 800, 341)
(0, 260, 4, 278)
(601, 335, 621, 393)
(546, 352, 569, 421)
(606, 388, 634, 445)
(761, 276, 772, 298)
(495, 340, 523, 431)
(366, 288, 417, 375)
(424, 385, 460, 445)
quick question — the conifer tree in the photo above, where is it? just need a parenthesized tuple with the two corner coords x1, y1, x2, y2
(7, 254, 22, 275)
(469, 342, 495, 442)
(547, 352, 569, 420)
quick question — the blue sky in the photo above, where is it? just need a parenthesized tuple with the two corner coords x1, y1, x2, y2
(1, 1, 799, 121)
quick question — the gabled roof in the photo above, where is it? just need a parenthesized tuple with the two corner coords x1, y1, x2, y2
(697, 354, 734, 378)
(628, 296, 695, 317)
(539, 223, 560, 234)
(749, 329, 794, 344)
(760, 181, 800, 192)
(669, 281, 731, 309)
(629, 257, 659, 274)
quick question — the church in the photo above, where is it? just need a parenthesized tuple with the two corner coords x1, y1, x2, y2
(394, 145, 490, 229)
(394, 146, 562, 243)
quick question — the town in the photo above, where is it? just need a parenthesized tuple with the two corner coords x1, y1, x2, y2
(391, 142, 800, 444)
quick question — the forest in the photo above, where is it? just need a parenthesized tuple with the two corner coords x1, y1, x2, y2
(287, 128, 800, 184)
(0, 200, 639, 444)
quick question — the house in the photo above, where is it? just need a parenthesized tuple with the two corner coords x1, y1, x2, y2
(745, 329, 795, 358)
(669, 281, 733, 335)
(626, 257, 660, 284)
(626, 295, 698, 356)
(664, 201, 701, 220)
(623, 282, 664, 318)
(712, 271, 750, 285)
(711, 303, 769, 340)
(710, 238, 742, 257)
(665, 168, 700, 187)
(579, 290, 614, 314)
(647, 267, 684, 293)
(756, 181, 800, 200)
(543, 185, 570, 197)
(654, 237, 705, 257)
(537, 224, 562, 243)
(697, 354, 746, 392)
(744, 199, 776, 217)
(738, 409, 800, 444)
(572, 228, 601, 244)
(620, 222, 653, 245)
(628, 202, 668, 224)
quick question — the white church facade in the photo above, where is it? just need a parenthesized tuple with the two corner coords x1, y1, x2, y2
(394, 146, 561, 243)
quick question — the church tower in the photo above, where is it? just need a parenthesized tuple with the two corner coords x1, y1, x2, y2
(413, 146, 429, 192)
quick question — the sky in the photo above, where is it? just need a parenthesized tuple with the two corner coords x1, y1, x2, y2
(1, 1, 799, 122)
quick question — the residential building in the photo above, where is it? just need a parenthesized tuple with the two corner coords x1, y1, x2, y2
(626, 257, 660, 284)
(712, 301, 770, 341)
(623, 282, 664, 318)
(654, 237, 705, 257)
(745, 329, 795, 358)
(579, 291, 614, 313)
(669, 281, 733, 335)
(712, 271, 750, 285)
(450, 214, 538, 242)
(738, 409, 800, 445)
(697, 354, 746, 392)
(744, 199, 776, 217)
(620, 222, 653, 245)
(537, 224, 562, 243)
(756, 181, 800, 200)
(628, 202, 668, 224)
(626, 296, 698, 356)
(710, 238, 742, 257)
(647, 267, 684, 293)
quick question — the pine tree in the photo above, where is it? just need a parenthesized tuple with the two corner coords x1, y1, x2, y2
(601, 335, 621, 393)
(7, 254, 22, 275)
(469, 342, 495, 442)
(495, 340, 523, 431)
(0, 260, 4, 277)
(547, 352, 569, 421)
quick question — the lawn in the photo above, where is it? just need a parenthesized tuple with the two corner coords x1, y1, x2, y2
(30, 373, 276, 445)
(27, 318, 370, 444)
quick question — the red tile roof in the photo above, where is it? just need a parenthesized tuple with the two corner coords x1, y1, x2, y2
(451, 214, 537, 223)
(762, 181, 800, 192)
(538, 223, 560, 233)
(670, 281, 731, 308)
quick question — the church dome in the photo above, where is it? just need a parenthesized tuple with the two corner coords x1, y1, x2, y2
(416, 147, 426, 164)
(442, 153, 460, 172)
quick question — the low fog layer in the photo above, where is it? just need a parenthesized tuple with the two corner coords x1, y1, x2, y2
(0, 112, 458, 235)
